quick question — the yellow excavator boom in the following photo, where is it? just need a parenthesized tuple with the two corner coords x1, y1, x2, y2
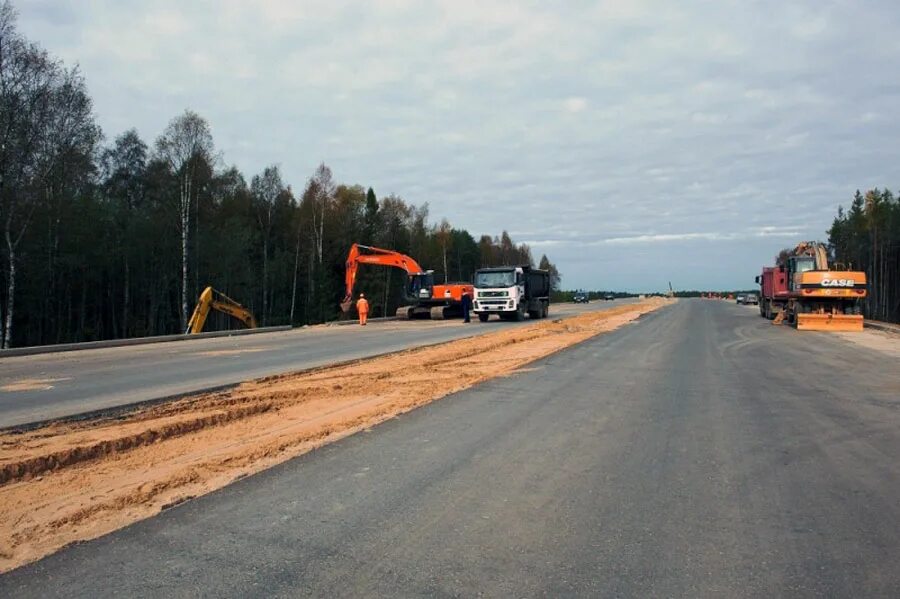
(186, 286, 258, 334)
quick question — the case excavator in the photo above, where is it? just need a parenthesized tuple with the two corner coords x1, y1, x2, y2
(341, 244, 473, 319)
(756, 241, 866, 331)
(186, 286, 258, 334)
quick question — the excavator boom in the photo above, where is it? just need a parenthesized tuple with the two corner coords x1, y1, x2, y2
(341, 244, 425, 312)
(186, 286, 258, 334)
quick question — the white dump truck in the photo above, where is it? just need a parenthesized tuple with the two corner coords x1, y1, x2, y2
(472, 266, 550, 322)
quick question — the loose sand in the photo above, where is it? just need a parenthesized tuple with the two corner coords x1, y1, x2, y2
(0, 299, 669, 571)
(833, 328, 900, 359)
(0, 378, 70, 392)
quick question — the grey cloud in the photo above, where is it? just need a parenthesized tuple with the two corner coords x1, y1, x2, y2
(15, 0, 900, 290)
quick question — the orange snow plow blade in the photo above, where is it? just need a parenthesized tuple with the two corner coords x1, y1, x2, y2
(796, 313, 864, 332)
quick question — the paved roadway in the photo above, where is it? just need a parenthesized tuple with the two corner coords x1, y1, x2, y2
(4, 299, 900, 597)
(0, 300, 632, 428)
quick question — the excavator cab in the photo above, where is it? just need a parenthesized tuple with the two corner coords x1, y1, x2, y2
(407, 271, 436, 301)
(787, 256, 816, 291)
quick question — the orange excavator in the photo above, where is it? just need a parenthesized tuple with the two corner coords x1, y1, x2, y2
(340, 244, 474, 319)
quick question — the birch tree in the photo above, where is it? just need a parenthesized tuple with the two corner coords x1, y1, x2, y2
(436, 218, 452, 283)
(0, 1, 99, 347)
(251, 164, 284, 325)
(311, 162, 334, 264)
(154, 110, 214, 330)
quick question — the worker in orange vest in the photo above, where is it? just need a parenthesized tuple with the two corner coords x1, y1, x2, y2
(356, 293, 369, 326)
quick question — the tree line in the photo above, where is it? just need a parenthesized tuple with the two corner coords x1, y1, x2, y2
(828, 188, 900, 324)
(0, 3, 558, 348)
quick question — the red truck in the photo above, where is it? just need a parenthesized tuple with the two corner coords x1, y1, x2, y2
(755, 265, 789, 320)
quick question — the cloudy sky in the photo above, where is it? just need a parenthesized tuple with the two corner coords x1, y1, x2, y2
(16, 0, 900, 291)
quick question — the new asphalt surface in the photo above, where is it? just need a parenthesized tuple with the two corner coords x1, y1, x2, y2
(3, 299, 900, 597)
(0, 300, 631, 428)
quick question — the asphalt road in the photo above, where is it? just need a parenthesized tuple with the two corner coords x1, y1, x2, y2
(0, 300, 632, 428)
(4, 299, 900, 597)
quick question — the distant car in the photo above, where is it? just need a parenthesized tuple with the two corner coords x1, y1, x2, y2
(736, 294, 746, 304)
(573, 292, 589, 303)
(604, 294, 615, 301)
(744, 293, 759, 305)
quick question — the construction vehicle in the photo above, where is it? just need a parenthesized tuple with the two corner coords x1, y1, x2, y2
(186, 286, 258, 334)
(756, 264, 789, 319)
(340, 244, 474, 319)
(755, 241, 866, 331)
(472, 266, 550, 322)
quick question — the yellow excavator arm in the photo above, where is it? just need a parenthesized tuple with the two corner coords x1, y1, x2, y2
(792, 241, 830, 269)
(186, 286, 258, 334)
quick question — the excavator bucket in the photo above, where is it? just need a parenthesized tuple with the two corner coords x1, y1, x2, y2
(796, 313, 864, 332)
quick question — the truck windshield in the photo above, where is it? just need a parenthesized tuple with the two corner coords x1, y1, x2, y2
(475, 271, 515, 288)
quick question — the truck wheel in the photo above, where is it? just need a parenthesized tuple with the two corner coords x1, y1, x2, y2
(478, 313, 490, 323)
(515, 305, 525, 321)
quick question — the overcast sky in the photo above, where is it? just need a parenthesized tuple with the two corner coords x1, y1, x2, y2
(16, 0, 900, 291)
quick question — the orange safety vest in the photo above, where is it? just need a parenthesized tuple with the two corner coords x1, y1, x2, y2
(356, 298, 369, 314)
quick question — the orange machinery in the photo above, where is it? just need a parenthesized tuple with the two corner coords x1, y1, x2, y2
(341, 244, 474, 319)
(758, 241, 866, 331)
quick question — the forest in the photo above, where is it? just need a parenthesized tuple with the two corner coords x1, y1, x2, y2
(828, 188, 900, 324)
(0, 3, 558, 348)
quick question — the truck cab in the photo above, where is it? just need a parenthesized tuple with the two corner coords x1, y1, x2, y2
(473, 266, 550, 322)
